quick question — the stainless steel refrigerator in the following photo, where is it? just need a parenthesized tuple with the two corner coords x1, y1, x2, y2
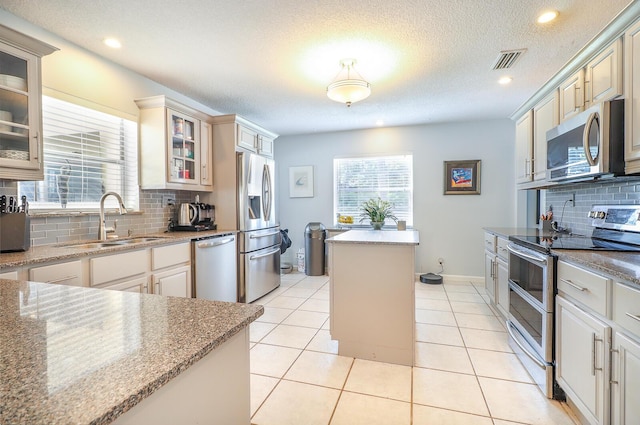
(236, 151, 281, 303)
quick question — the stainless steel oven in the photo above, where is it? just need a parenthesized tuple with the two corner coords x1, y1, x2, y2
(506, 242, 560, 399)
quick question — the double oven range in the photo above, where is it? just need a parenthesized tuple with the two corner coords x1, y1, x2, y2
(506, 204, 640, 399)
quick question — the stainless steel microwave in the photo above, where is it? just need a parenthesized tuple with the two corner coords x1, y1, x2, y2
(546, 99, 624, 182)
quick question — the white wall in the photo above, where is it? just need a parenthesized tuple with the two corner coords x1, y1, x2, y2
(275, 119, 516, 278)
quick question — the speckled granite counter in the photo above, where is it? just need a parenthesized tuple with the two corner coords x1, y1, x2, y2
(0, 230, 233, 270)
(483, 227, 640, 287)
(326, 229, 419, 245)
(0, 279, 262, 424)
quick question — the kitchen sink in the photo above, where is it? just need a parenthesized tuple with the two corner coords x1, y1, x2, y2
(59, 236, 169, 249)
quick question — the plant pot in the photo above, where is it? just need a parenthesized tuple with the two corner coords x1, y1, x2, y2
(371, 221, 384, 230)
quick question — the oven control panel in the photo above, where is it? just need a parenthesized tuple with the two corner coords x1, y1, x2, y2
(588, 205, 640, 232)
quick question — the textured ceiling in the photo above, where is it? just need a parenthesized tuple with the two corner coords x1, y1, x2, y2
(0, 0, 635, 136)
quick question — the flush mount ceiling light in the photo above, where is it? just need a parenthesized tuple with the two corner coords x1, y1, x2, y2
(498, 76, 513, 85)
(103, 37, 122, 49)
(326, 59, 371, 107)
(537, 10, 558, 24)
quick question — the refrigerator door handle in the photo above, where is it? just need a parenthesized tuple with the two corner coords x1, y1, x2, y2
(249, 246, 281, 261)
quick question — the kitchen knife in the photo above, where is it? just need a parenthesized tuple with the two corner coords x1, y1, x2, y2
(21, 195, 27, 214)
(0, 195, 5, 214)
(8, 196, 14, 213)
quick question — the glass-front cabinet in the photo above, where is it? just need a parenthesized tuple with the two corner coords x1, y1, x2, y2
(135, 95, 213, 191)
(0, 25, 56, 180)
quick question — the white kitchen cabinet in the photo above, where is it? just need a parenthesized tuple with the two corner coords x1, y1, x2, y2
(556, 295, 611, 425)
(237, 124, 258, 152)
(90, 249, 148, 286)
(258, 134, 274, 157)
(515, 111, 533, 185)
(0, 25, 56, 181)
(135, 95, 213, 191)
(624, 19, 640, 174)
(484, 250, 496, 303)
(200, 121, 213, 187)
(586, 38, 623, 106)
(611, 331, 640, 425)
(29, 260, 84, 286)
(496, 255, 509, 318)
(483, 232, 508, 317)
(559, 69, 585, 122)
(0, 269, 20, 279)
(152, 265, 191, 297)
(101, 276, 149, 293)
(532, 91, 559, 182)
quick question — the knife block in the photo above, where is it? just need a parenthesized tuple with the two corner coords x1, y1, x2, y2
(0, 213, 30, 252)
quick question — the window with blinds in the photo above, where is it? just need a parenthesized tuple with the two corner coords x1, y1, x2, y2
(18, 96, 139, 210)
(334, 154, 413, 225)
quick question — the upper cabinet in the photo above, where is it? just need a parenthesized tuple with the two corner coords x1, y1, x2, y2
(625, 19, 640, 174)
(533, 91, 559, 182)
(0, 25, 57, 181)
(515, 111, 533, 185)
(135, 95, 213, 191)
(586, 38, 623, 106)
(559, 69, 585, 123)
(211, 114, 278, 158)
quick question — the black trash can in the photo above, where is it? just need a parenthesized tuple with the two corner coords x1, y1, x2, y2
(304, 222, 326, 276)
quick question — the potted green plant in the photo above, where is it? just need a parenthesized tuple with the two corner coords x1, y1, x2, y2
(359, 197, 398, 230)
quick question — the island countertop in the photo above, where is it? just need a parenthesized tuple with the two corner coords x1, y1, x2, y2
(326, 229, 419, 245)
(0, 279, 263, 425)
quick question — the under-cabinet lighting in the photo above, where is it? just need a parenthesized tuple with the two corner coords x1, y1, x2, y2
(103, 38, 122, 49)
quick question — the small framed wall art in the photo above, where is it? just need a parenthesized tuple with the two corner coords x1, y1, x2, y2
(289, 165, 314, 197)
(443, 159, 481, 195)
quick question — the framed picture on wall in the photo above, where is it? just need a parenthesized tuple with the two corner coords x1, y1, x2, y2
(443, 160, 481, 195)
(289, 165, 314, 197)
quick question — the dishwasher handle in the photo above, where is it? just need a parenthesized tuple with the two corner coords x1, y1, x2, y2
(197, 237, 235, 249)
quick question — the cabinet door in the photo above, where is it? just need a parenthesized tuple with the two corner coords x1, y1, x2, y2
(0, 270, 19, 279)
(611, 332, 640, 425)
(200, 121, 213, 187)
(153, 265, 191, 298)
(556, 296, 610, 425)
(515, 111, 533, 184)
(533, 91, 559, 181)
(625, 20, 640, 174)
(0, 42, 44, 179)
(258, 135, 274, 158)
(29, 260, 84, 286)
(237, 125, 257, 152)
(559, 69, 585, 122)
(166, 109, 200, 185)
(587, 38, 623, 106)
(100, 276, 149, 294)
(496, 257, 509, 318)
(484, 250, 496, 303)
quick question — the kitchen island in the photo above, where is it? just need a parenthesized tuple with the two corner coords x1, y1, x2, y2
(0, 279, 262, 425)
(326, 229, 419, 366)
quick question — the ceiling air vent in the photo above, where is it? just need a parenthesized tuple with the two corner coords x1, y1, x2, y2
(492, 49, 527, 70)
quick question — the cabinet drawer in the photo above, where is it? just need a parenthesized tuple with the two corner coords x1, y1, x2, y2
(30, 260, 83, 286)
(152, 242, 191, 270)
(484, 232, 496, 253)
(496, 237, 509, 261)
(613, 282, 640, 337)
(91, 250, 148, 286)
(557, 261, 610, 316)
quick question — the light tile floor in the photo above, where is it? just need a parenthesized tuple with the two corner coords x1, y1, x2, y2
(249, 272, 581, 425)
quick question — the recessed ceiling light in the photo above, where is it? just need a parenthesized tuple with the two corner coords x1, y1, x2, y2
(103, 38, 122, 49)
(498, 76, 513, 85)
(376, 120, 384, 126)
(537, 10, 558, 24)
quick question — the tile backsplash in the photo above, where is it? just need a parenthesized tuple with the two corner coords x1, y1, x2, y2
(544, 176, 640, 235)
(0, 183, 201, 246)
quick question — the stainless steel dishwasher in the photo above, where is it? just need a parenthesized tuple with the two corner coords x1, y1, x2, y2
(192, 233, 238, 302)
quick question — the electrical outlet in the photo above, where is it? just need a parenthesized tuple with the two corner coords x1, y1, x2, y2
(162, 195, 174, 207)
(570, 193, 575, 207)
(438, 257, 444, 265)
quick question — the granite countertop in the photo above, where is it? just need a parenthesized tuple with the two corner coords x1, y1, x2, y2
(0, 279, 263, 424)
(483, 226, 640, 287)
(326, 229, 419, 245)
(0, 229, 234, 270)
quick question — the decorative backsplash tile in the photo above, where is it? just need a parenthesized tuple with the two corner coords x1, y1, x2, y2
(545, 177, 640, 236)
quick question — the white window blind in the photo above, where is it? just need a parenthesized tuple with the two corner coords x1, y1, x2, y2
(334, 154, 413, 225)
(18, 96, 139, 210)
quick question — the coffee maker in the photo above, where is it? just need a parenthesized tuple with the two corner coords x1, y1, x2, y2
(171, 202, 216, 232)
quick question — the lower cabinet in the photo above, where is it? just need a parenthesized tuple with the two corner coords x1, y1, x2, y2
(556, 295, 611, 425)
(496, 256, 509, 318)
(484, 249, 496, 303)
(483, 232, 509, 318)
(611, 331, 640, 425)
(29, 260, 84, 286)
(152, 265, 191, 297)
(101, 277, 149, 294)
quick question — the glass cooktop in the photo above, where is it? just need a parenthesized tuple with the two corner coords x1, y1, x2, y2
(510, 230, 640, 253)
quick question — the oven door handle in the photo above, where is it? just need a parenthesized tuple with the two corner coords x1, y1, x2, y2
(507, 321, 546, 369)
(507, 243, 547, 264)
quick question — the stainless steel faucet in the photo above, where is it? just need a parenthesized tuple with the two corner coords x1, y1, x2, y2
(99, 192, 128, 240)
